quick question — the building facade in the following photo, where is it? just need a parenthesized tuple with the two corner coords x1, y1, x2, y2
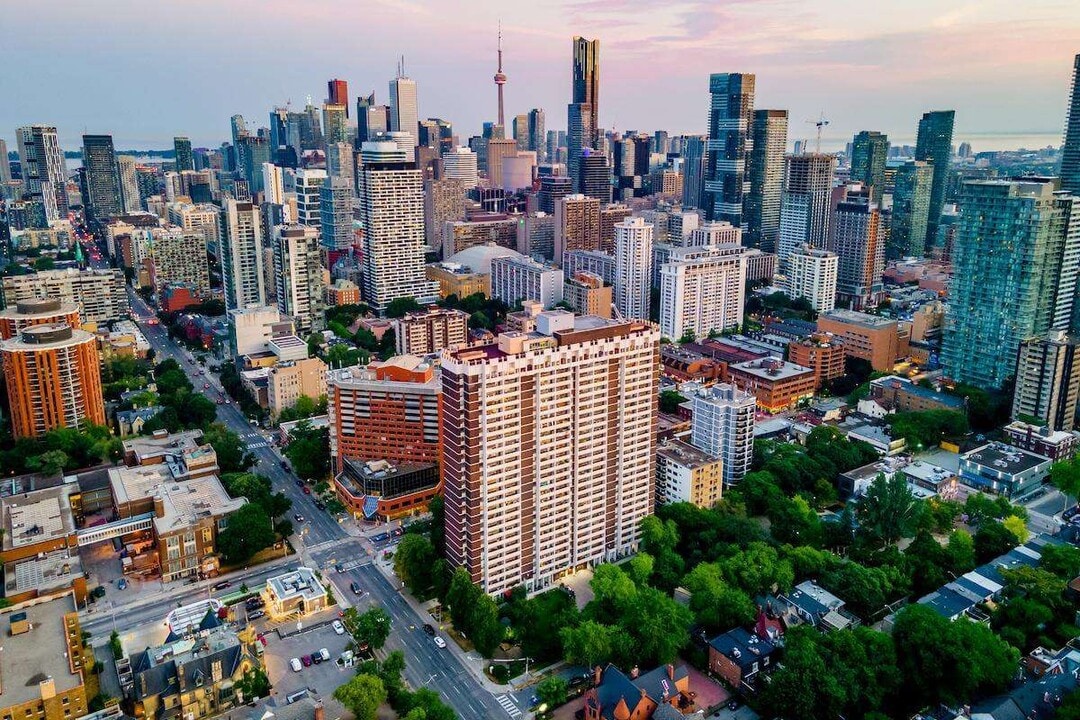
(778, 153, 837, 264)
(914, 110, 955, 247)
(704, 73, 754, 225)
(273, 224, 324, 335)
(784, 245, 838, 312)
(659, 244, 747, 340)
(690, 383, 755, 486)
(221, 200, 266, 310)
(394, 307, 470, 355)
(746, 109, 788, 251)
(613, 217, 653, 321)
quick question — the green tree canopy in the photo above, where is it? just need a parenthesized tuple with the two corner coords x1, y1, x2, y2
(332, 674, 386, 720)
(217, 503, 275, 564)
(856, 473, 919, 547)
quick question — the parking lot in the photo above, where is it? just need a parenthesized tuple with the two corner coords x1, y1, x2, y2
(262, 621, 354, 715)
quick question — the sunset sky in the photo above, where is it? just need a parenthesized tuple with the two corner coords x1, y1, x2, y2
(3, 0, 1079, 150)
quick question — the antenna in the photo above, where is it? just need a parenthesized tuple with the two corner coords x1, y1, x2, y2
(805, 111, 829, 153)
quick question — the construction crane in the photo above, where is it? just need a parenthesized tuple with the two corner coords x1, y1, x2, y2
(805, 112, 829, 153)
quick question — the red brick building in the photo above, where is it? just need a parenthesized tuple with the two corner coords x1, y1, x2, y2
(788, 333, 846, 390)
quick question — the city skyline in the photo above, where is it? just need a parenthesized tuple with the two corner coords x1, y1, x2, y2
(3, 1, 1079, 151)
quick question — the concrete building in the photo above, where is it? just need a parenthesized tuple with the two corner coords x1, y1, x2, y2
(267, 357, 328, 418)
(727, 357, 816, 413)
(16, 125, 69, 221)
(335, 457, 440, 521)
(394, 307, 469, 355)
(869, 375, 966, 414)
(659, 244, 746, 341)
(263, 566, 327, 618)
(220, 200, 266, 310)
(784, 245, 837, 312)
(554, 193, 601, 260)
(563, 271, 612, 318)
(613, 217, 653, 321)
(1, 268, 128, 326)
(227, 306, 293, 358)
(325, 278, 361, 307)
(167, 202, 220, 257)
(690, 383, 755, 486)
(442, 216, 518, 257)
(656, 438, 724, 507)
(0, 298, 82, 340)
(598, 203, 632, 254)
(442, 147, 478, 186)
(818, 309, 908, 372)
(778, 153, 836, 263)
(518, 212, 556, 260)
(1012, 331, 1080, 431)
(959, 442, 1052, 498)
(148, 227, 210, 293)
(441, 313, 659, 594)
(490, 254, 564, 308)
(563, 249, 615, 286)
(828, 185, 884, 311)
(424, 177, 465, 254)
(273, 224, 324, 335)
(688, 221, 742, 248)
(1002, 421, 1080, 461)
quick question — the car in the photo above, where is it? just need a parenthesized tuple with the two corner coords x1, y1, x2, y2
(422, 623, 435, 636)
(433, 636, 446, 649)
(311, 651, 322, 665)
(91, 585, 106, 599)
(350, 581, 362, 595)
(335, 564, 344, 573)
(727, 699, 742, 711)
(314, 501, 325, 510)
(295, 478, 304, 487)
(213, 580, 231, 590)
(289, 658, 302, 672)
(216, 398, 224, 405)
(248, 610, 265, 620)
(203, 383, 210, 389)
(301, 655, 312, 667)
(319, 648, 330, 662)
(246, 597, 264, 609)
(294, 513, 305, 523)
(281, 460, 289, 470)
(302, 485, 311, 495)
(198, 370, 204, 375)
(117, 578, 128, 590)
(332, 620, 345, 635)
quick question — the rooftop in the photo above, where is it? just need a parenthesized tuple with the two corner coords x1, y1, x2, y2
(4, 550, 84, 597)
(708, 626, 776, 668)
(871, 376, 966, 409)
(1, 484, 77, 551)
(266, 567, 326, 604)
(108, 465, 244, 535)
(444, 244, 525, 275)
(730, 356, 814, 381)
(820, 308, 898, 329)
(657, 439, 720, 469)
(0, 593, 83, 708)
(121, 430, 216, 468)
(962, 442, 1052, 474)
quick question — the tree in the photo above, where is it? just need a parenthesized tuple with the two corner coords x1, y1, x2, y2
(236, 668, 270, 700)
(681, 563, 756, 633)
(1050, 457, 1080, 505)
(27, 449, 69, 475)
(395, 534, 437, 597)
(1039, 543, 1080, 579)
(506, 589, 579, 664)
(716, 542, 795, 596)
(626, 552, 654, 587)
(385, 296, 422, 318)
(217, 504, 275, 564)
(203, 423, 254, 473)
(658, 390, 688, 414)
(353, 607, 392, 651)
(333, 674, 386, 720)
(220, 472, 290, 519)
(946, 529, 977, 574)
(536, 676, 568, 709)
(589, 564, 638, 623)
(622, 586, 694, 665)
(560, 620, 621, 668)
(856, 473, 919, 547)
(974, 520, 1019, 563)
(1002, 515, 1029, 544)
(284, 419, 330, 480)
(885, 410, 968, 450)
(466, 593, 503, 656)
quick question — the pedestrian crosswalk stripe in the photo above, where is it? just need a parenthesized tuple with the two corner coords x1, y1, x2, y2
(495, 695, 521, 718)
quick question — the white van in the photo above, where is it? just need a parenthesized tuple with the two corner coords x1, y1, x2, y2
(289, 657, 302, 672)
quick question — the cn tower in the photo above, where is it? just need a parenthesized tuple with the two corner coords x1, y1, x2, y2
(494, 24, 507, 128)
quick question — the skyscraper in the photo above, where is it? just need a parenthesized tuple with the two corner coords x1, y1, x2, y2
(614, 217, 653, 320)
(220, 199, 267, 310)
(828, 184, 884, 311)
(357, 141, 439, 310)
(1061, 54, 1080, 196)
(16, 125, 69, 220)
(322, 104, 348, 145)
(493, 27, 508, 129)
(528, 108, 546, 162)
(294, 168, 327, 228)
(326, 142, 355, 183)
(777, 153, 836, 263)
(274, 224, 325, 334)
(116, 155, 140, 213)
(567, 36, 599, 192)
(704, 73, 755, 225)
(746, 110, 788, 251)
(0, 138, 10, 185)
(690, 383, 755, 486)
(441, 313, 659, 594)
(659, 244, 747, 340)
(512, 114, 529, 150)
(389, 64, 419, 146)
(889, 160, 933, 259)
(850, 131, 888, 203)
(356, 94, 390, 146)
(942, 180, 1079, 389)
(1012, 331, 1080, 431)
(173, 136, 194, 172)
(320, 177, 353, 251)
(784, 245, 838, 312)
(681, 136, 706, 210)
(327, 78, 349, 116)
(485, 138, 518, 188)
(442, 146, 478, 186)
(915, 110, 955, 248)
(578, 149, 611, 203)
(80, 134, 122, 225)
(554, 193, 601, 259)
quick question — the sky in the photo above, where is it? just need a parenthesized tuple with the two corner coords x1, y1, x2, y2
(2, 0, 1080, 152)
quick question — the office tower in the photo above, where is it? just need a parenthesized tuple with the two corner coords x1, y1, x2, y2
(538, 174, 572, 214)
(116, 155, 140, 212)
(240, 135, 270, 194)
(357, 141, 439, 310)
(501, 150, 536, 191)
(704, 73, 755, 225)
(1012, 331, 1080, 431)
(784, 245, 838, 312)
(356, 94, 390, 146)
(567, 36, 599, 191)
(486, 138, 518, 188)
(323, 104, 348, 145)
(443, 146, 478, 186)
(690, 383, 755, 486)
(777, 153, 836, 263)
(850, 131, 888, 203)
(394, 307, 469, 355)
(269, 107, 294, 166)
(490, 255, 564, 308)
(554, 193, 601, 259)
(578, 149, 611, 203)
(327, 78, 349, 116)
(890, 160, 933, 259)
(943, 180, 1079, 389)
(1, 318, 105, 439)
(221, 199, 266, 309)
(614, 217, 653, 320)
(659, 244, 747, 340)
(915, 110, 956, 247)
(389, 66, 419, 146)
(262, 163, 285, 205)
(527, 109, 546, 162)
(746, 110, 788, 251)
(80, 134, 122, 224)
(1, 268, 128, 324)
(294, 168, 327, 227)
(512, 115, 529, 150)
(301, 102, 323, 150)
(320, 177, 354, 251)
(16, 125, 69, 220)
(681, 136, 707, 210)
(417, 120, 440, 149)
(273, 224, 324, 334)
(441, 313, 659, 594)
(828, 184, 884, 311)
(599, 203, 632, 254)
(173, 136, 194, 172)
(612, 134, 651, 200)
(0, 138, 10, 184)
(1062, 54, 1080, 196)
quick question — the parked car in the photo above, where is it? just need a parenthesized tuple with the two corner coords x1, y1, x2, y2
(248, 610, 265, 620)
(433, 636, 446, 649)
(289, 658, 302, 672)
(301, 655, 312, 667)
(295, 479, 304, 487)
(350, 581, 361, 595)
(319, 648, 330, 662)
(314, 501, 325, 510)
(422, 623, 435, 636)
(302, 486, 311, 495)
(311, 651, 323, 665)
(213, 581, 231, 590)
(203, 383, 210, 389)
(332, 620, 345, 635)
(294, 513, 305, 523)
(281, 460, 289, 470)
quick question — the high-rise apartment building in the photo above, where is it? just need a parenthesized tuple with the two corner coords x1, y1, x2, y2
(681, 136, 707, 210)
(527, 108, 546, 162)
(915, 110, 955, 247)
(850, 131, 888, 203)
(220, 199, 266, 310)
(80, 134, 122, 225)
(323, 104, 349, 146)
(149, 228, 210, 293)
(394, 307, 469, 355)
(829, 185, 884, 311)
(784, 245, 838, 312)
(262, 163, 285, 205)
(563, 271, 612, 318)
(598, 203, 632, 254)
(17, 125, 69, 220)
(1012, 331, 1080, 431)
(442, 313, 659, 594)
(274, 224, 324, 334)
(659, 244, 747, 340)
(168, 202, 220, 256)
(746, 110, 788, 251)
(554, 193, 601, 259)
(1063, 54, 1080, 196)
(567, 37, 599, 192)
(688, 221, 741, 248)
(890, 160, 933, 259)
(0, 298, 81, 340)
(320, 177, 353, 251)
(173, 136, 194, 172)
(704, 73, 754, 225)
(690, 383, 755, 486)
(578, 149, 611, 203)
(0, 268, 128, 325)
(614, 217, 653, 320)
(0, 138, 10, 185)
(443, 147, 479, 186)
(943, 180, 1080, 389)
(294, 168, 327, 228)
(491, 255, 564, 308)
(389, 72, 419, 146)
(117, 155, 141, 212)
(777, 153, 836, 263)
(357, 141, 439, 310)
(1, 321, 105, 439)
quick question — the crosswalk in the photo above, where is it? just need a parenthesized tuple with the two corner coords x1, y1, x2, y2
(246, 441, 269, 450)
(494, 695, 521, 718)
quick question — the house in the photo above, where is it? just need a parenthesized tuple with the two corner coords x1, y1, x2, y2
(968, 669, 1077, 720)
(779, 581, 858, 631)
(707, 627, 777, 692)
(263, 567, 328, 619)
(582, 663, 697, 720)
(116, 406, 164, 436)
